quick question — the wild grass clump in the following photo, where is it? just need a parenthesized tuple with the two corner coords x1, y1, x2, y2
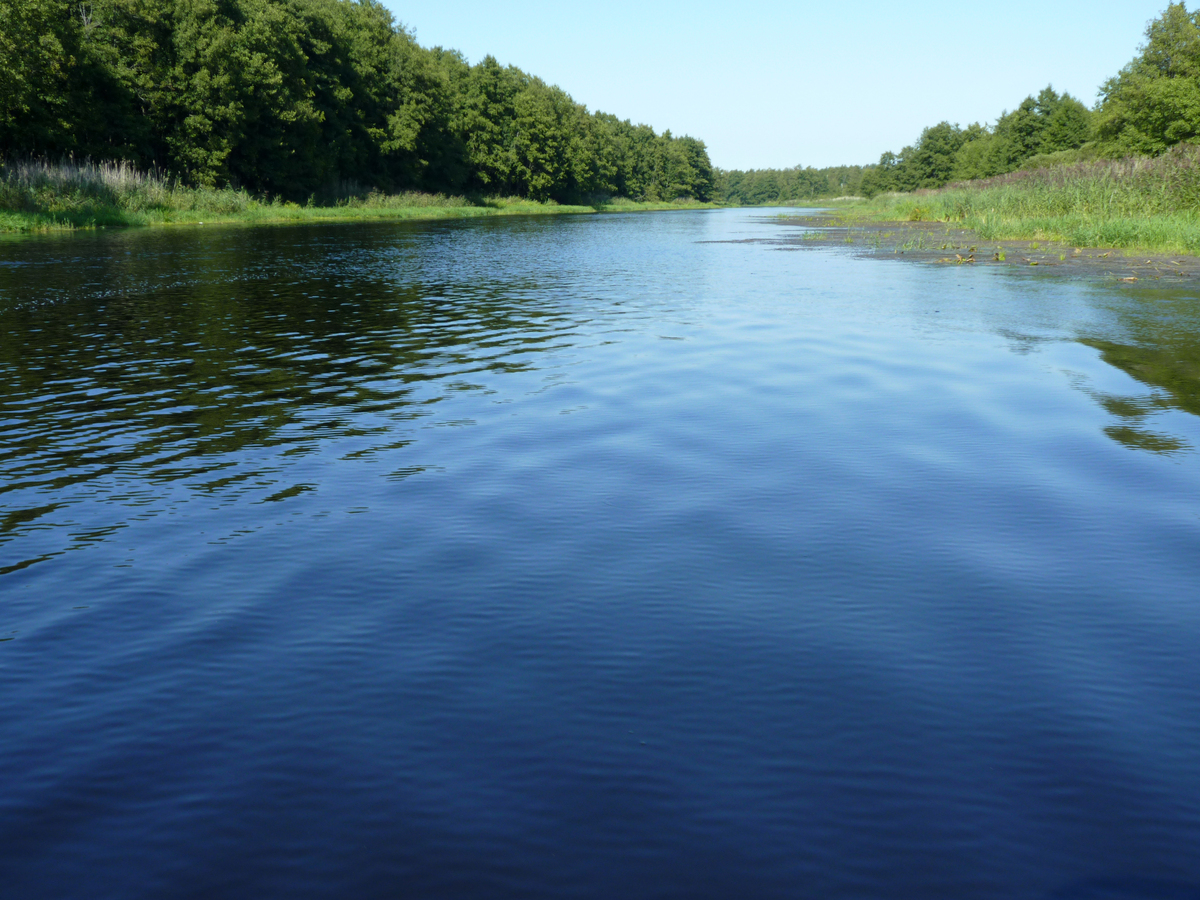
(0, 158, 254, 225)
(318, 180, 473, 209)
(860, 144, 1200, 254)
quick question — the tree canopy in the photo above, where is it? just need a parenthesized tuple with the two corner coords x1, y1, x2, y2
(1096, 2, 1200, 155)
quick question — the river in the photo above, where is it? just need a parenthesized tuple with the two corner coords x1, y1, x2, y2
(2, 208, 1199, 898)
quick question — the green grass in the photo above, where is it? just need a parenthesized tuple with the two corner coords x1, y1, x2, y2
(840, 144, 1200, 255)
(0, 159, 719, 234)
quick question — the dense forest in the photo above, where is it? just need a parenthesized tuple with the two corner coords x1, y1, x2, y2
(719, 2, 1200, 204)
(0, 0, 715, 203)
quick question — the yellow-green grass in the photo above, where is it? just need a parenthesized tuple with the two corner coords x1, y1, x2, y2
(838, 145, 1200, 256)
(0, 159, 719, 234)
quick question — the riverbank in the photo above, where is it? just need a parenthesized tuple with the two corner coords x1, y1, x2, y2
(0, 194, 719, 234)
(0, 160, 719, 234)
(821, 144, 1200, 258)
(771, 212, 1200, 282)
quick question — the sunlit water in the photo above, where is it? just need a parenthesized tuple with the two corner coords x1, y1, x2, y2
(2, 209, 1199, 899)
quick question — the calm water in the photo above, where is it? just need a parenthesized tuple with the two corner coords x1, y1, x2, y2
(2, 209, 1199, 899)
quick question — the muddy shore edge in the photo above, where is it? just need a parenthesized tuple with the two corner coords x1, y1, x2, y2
(764, 212, 1200, 283)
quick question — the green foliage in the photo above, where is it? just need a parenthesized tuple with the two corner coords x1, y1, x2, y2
(0, 0, 145, 159)
(951, 132, 1002, 182)
(510, 78, 584, 201)
(853, 88, 1095, 199)
(0, 0, 714, 204)
(459, 55, 523, 193)
(1097, 2, 1200, 155)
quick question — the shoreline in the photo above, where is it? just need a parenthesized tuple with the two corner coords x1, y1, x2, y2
(0, 198, 722, 236)
(772, 210, 1200, 283)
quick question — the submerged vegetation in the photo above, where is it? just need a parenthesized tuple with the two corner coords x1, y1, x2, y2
(0, 0, 714, 230)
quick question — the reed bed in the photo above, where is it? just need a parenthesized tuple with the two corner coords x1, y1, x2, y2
(0, 159, 532, 231)
(0, 158, 718, 233)
(859, 144, 1200, 254)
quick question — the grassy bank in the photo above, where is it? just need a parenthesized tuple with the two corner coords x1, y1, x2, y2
(839, 144, 1200, 256)
(0, 160, 718, 234)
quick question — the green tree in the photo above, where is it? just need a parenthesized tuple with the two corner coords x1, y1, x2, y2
(950, 132, 1002, 181)
(988, 87, 1092, 171)
(379, 33, 465, 191)
(92, 0, 325, 190)
(511, 78, 581, 201)
(459, 55, 523, 193)
(902, 121, 970, 188)
(950, 89, 1091, 182)
(1097, 2, 1200, 154)
(860, 123, 969, 197)
(0, 0, 81, 154)
(677, 135, 714, 201)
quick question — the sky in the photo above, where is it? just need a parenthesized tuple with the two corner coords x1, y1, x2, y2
(379, 0, 1172, 171)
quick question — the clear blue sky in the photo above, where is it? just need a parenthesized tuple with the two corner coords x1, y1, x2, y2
(379, 0, 1170, 171)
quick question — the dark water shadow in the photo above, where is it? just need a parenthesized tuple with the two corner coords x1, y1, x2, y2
(1076, 285, 1200, 455)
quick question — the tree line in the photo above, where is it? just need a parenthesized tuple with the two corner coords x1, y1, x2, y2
(719, 2, 1200, 203)
(717, 86, 1093, 204)
(0, 0, 715, 203)
(716, 165, 869, 206)
(856, 87, 1093, 197)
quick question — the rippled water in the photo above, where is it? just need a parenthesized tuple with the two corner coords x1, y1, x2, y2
(3, 209, 1199, 899)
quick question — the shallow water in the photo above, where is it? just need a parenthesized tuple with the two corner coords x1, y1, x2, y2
(2, 209, 1199, 899)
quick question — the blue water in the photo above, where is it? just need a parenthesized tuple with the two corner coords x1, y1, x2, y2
(2, 209, 1199, 899)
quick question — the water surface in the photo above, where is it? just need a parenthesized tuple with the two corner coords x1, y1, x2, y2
(2, 209, 1199, 899)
